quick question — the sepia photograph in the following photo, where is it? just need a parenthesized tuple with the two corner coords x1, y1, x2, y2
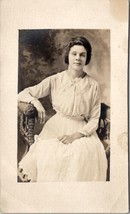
(0, 0, 128, 213)
(17, 29, 110, 182)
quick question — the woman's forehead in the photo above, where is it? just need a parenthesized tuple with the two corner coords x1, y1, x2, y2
(70, 45, 87, 53)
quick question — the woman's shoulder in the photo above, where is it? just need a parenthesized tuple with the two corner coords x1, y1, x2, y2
(50, 70, 67, 83)
(50, 70, 66, 79)
(86, 74, 99, 87)
(43, 70, 65, 83)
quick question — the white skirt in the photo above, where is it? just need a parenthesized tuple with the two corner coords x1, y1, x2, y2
(19, 113, 108, 182)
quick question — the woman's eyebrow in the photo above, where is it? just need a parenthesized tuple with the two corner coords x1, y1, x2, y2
(71, 51, 86, 54)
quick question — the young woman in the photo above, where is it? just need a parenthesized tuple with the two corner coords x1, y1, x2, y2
(18, 36, 107, 181)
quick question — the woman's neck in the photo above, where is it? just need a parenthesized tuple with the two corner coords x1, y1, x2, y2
(67, 67, 85, 80)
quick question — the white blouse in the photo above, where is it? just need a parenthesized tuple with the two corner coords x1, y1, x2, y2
(18, 70, 101, 136)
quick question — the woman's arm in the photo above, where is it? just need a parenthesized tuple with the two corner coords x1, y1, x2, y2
(18, 75, 54, 123)
(18, 76, 53, 103)
(58, 83, 101, 144)
(78, 82, 101, 136)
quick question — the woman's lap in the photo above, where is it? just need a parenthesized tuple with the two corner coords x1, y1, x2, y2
(19, 115, 108, 181)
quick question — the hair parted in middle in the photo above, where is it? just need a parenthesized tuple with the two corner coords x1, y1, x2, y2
(64, 36, 92, 65)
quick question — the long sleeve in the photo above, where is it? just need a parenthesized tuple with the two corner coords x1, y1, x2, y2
(78, 83, 101, 136)
(18, 75, 53, 103)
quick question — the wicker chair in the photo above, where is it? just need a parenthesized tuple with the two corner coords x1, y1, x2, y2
(17, 102, 110, 182)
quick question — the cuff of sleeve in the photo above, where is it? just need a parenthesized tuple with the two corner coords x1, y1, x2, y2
(78, 130, 89, 137)
(29, 98, 38, 104)
(18, 89, 37, 104)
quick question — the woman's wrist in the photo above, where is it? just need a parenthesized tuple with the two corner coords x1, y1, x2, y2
(30, 98, 38, 105)
(74, 132, 85, 140)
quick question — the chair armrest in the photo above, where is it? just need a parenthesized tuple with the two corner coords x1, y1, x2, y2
(18, 102, 38, 146)
(97, 103, 110, 148)
(97, 103, 110, 181)
(18, 102, 38, 181)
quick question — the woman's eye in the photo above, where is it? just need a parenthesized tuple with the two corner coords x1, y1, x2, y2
(81, 54, 86, 57)
(72, 53, 76, 56)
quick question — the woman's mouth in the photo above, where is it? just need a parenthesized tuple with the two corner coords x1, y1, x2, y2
(74, 62, 81, 65)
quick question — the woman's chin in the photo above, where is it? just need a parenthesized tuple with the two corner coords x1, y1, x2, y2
(70, 64, 82, 69)
(74, 66, 83, 71)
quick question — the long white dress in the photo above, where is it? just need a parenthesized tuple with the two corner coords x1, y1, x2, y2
(18, 70, 107, 182)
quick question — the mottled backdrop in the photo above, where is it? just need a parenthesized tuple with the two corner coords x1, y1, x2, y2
(18, 29, 110, 108)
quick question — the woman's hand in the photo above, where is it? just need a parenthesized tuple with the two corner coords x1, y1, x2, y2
(58, 132, 85, 145)
(30, 99, 46, 124)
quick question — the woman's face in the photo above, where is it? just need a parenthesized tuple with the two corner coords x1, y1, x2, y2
(68, 45, 87, 71)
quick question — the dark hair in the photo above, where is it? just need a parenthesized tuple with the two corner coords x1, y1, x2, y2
(64, 36, 92, 65)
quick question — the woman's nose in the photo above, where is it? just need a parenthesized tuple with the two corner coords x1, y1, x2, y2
(76, 54, 80, 60)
